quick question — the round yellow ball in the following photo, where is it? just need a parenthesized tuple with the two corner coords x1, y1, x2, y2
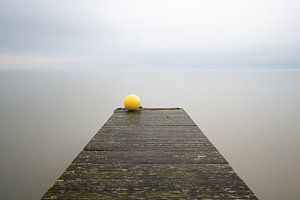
(124, 94, 141, 110)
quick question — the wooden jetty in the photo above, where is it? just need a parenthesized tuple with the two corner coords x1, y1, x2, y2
(43, 108, 258, 199)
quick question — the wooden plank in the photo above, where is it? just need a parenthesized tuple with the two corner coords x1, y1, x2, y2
(105, 109, 196, 126)
(43, 164, 256, 200)
(95, 125, 204, 136)
(84, 141, 218, 152)
(62, 164, 244, 180)
(73, 151, 227, 164)
(42, 108, 258, 199)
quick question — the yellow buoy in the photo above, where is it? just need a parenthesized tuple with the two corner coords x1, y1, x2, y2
(124, 94, 141, 110)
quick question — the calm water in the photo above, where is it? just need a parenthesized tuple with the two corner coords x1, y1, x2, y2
(0, 69, 299, 199)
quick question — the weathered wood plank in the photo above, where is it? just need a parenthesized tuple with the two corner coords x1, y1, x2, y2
(73, 151, 227, 164)
(91, 128, 204, 141)
(84, 141, 218, 152)
(62, 164, 244, 180)
(44, 164, 256, 200)
(42, 108, 258, 199)
(105, 109, 196, 127)
(95, 125, 204, 136)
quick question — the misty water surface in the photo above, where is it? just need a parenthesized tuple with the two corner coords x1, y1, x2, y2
(0, 69, 299, 199)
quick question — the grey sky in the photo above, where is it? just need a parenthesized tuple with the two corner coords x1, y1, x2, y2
(0, 0, 300, 69)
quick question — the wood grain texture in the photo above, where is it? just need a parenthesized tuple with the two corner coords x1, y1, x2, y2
(42, 108, 258, 199)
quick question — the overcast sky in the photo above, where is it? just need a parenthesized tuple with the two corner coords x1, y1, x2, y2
(0, 0, 299, 69)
